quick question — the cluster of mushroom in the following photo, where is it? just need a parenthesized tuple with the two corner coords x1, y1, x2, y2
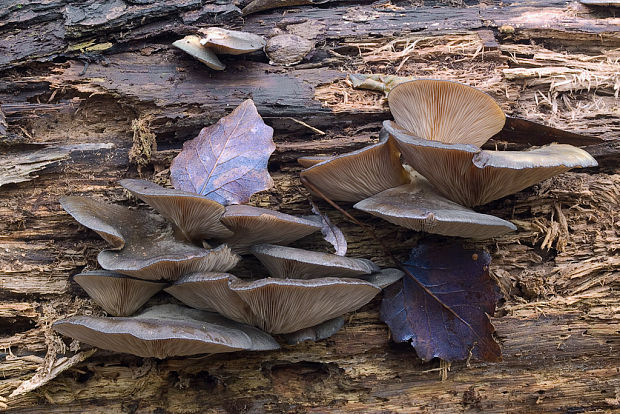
(54, 179, 403, 358)
(300, 79, 598, 239)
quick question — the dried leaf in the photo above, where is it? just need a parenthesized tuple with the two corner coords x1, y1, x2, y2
(310, 200, 347, 256)
(381, 242, 501, 362)
(170, 99, 275, 205)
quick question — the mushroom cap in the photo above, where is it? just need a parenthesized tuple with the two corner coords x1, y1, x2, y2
(388, 79, 506, 147)
(198, 27, 266, 55)
(357, 268, 404, 289)
(98, 243, 240, 281)
(297, 155, 333, 168)
(300, 130, 409, 202)
(166, 273, 381, 334)
(120, 179, 233, 242)
(282, 316, 345, 345)
(60, 196, 166, 250)
(172, 35, 225, 70)
(354, 182, 517, 239)
(384, 121, 598, 207)
(250, 244, 379, 279)
(218, 205, 321, 254)
(73, 270, 166, 316)
(53, 304, 279, 358)
(265, 34, 314, 66)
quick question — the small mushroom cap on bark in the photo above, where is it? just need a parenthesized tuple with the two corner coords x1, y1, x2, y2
(60, 196, 166, 250)
(354, 181, 517, 239)
(120, 179, 233, 242)
(53, 304, 279, 359)
(282, 316, 345, 345)
(172, 35, 225, 70)
(198, 27, 266, 55)
(265, 34, 314, 66)
(385, 120, 598, 207)
(300, 130, 409, 202)
(98, 243, 240, 281)
(250, 244, 379, 279)
(166, 273, 381, 334)
(297, 155, 333, 168)
(73, 270, 167, 316)
(388, 79, 506, 147)
(218, 205, 321, 254)
(356, 268, 404, 289)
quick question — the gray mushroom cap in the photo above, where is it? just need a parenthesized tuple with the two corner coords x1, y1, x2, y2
(384, 121, 598, 207)
(120, 179, 233, 242)
(172, 35, 225, 70)
(300, 130, 409, 202)
(165, 273, 381, 334)
(354, 181, 517, 239)
(282, 317, 345, 345)
(387, 79, 506, 147)
(250, 244, 379, 279)
(73, 270, 166, 317)
(53, 304, 280, 359)
(218, 205, 322, 254)
(198, 27, 266, 55)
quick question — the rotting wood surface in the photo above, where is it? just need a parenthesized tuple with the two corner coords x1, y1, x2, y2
(0, 1, 619, 412)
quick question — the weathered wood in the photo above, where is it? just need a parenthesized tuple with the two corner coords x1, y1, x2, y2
(0, 1, 619, 412)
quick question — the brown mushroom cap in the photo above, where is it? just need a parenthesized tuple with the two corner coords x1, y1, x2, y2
(73, 270, 166, 316)
(297, 155, 333, 168)
(172, 35, 225, 70)
(166, 273, 380, 334)
(388, 79, 506, 147)
(120, 179, 233, 242)
(98, 243, 240, 282)
(385, 121, 598, 207)
(198, 27, 266, 55)
(218, 205, 321, 254)
(250, 244, 379, 279)
(300, 130, 409, 202)
(354, 182, 517, 239)
(53, 304, 279, 358)
(60, 196, 165, 250)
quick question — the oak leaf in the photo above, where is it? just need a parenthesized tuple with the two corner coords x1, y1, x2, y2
(381, 242, 501, 362)
(170, 99, 275, 205)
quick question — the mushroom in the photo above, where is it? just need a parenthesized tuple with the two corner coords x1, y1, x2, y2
(172, 35, 225, 70)
(250, 244, 379, 279)
(283, 316, 345, 345)
(120, 179, 233, 243)
(300, 129, 409, 202)
(354, 179, 517, 239)
(356, 268, 404, 289)
(165, 273, 381, 334)
(385, 121, 598, 207)
(218, 205, 322, 254)
(387, 79, 506, 147)
(198, 27, 266, 55)
(73, 270, 167, 316)
(297, 155, 332, 168)
(53, 304, 279, 358)
(265, 34, 314, 66)
(60, 196, 240, 280)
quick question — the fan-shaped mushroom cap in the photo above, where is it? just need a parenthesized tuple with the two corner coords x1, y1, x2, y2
(218, 205, 321, 254)
(297, 155, 333, 168)
(300, 130, 409, 202)
(99, 243, 239, 281)
(250, 244, 379, 279)
(354, 181, 517, 239)
(357, 268, 404, 289)
(53, 304, 279, 358)
(388, 79, 506, 147)
(74, 270, 166, 316)
(283, 316, 345, 345)
(198, 27, 266, 55)
(120, 179, 233, 242)
(166, 273, 380, 334)
(385, 121, 598, 207)
(172, 35, 225, 70)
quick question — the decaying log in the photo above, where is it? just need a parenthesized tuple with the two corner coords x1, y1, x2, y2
(1, 1, 618, 412)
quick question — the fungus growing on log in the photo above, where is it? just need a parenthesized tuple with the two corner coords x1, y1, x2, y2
(172, 35, 225, 70)
(198, 28, 266, 55)
(53, 304, 280, 358)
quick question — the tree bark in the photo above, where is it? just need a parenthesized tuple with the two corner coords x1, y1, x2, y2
(1, 1, 619, 412)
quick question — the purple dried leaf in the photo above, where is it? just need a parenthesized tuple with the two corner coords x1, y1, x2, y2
(310, 200, 347, 256)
